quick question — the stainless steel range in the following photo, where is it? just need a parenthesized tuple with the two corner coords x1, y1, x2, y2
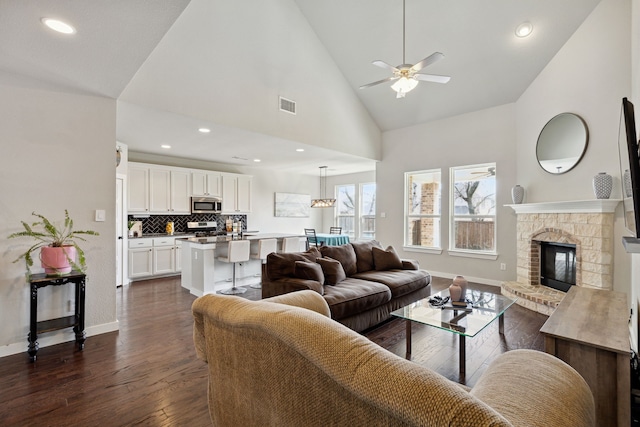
(186, 221, 227, 237)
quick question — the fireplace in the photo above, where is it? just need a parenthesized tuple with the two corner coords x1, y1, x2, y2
(501, 199, 619, 315)
(539, 242, 576, 292)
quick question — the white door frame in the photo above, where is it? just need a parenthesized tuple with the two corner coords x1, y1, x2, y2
(116, 173, 129, 287)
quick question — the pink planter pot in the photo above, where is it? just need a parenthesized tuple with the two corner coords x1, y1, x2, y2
(40, 246, 76, 275)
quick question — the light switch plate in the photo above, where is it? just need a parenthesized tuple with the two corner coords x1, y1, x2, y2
(95, 209, 106, 222)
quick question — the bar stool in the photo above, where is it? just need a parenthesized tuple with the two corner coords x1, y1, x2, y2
(281, 237, 302, 253)
(217, 240, 251, 295)
(249, 238, 277, 289)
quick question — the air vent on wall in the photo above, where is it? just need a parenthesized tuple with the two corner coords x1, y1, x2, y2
(279, 96, 296, 115)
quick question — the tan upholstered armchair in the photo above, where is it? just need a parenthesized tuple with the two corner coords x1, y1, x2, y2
(192, 290, 595, 427)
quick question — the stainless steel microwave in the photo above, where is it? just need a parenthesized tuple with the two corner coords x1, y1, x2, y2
(191, 197, 222, 213)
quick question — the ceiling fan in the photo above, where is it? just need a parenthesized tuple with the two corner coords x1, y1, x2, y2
(471, 167, 496, 178)
(359, 0, 451, 98)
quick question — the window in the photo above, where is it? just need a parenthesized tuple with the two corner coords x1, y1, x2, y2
(360, 183, 376, 239)
(336, 184, 355, 237)
(450, 163, 496, 254)
(405, 170, 441, 250)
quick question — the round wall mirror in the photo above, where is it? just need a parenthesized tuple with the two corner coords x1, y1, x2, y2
(536, 113, 588, 174)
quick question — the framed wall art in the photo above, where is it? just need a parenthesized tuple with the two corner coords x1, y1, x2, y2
(274, 193, 310, 217)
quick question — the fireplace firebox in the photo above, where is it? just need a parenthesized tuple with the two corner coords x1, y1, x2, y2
(540, 242, 576, 292)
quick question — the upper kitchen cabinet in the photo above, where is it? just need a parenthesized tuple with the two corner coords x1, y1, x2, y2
(128, 163, 150, 213)
(191, 171, 221, 197)
(221, 173, 252, 214)
(128, 163, 191, 215)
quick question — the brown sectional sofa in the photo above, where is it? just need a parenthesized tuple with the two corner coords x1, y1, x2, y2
(262, 240, 431, 332)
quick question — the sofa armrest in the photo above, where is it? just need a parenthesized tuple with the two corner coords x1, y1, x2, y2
(401, 259, 419, 270)
(262, 277, 324, 298)
(471, 349, 595, 426)
(264, 290, 331, 318)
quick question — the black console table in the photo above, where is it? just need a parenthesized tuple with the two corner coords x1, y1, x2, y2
(28, 271, 86, 362)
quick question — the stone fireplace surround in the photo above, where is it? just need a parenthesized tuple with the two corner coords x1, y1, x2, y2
(501, 199, 619, 315)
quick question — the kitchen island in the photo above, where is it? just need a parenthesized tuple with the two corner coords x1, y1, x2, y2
(178, 233, 305, 296)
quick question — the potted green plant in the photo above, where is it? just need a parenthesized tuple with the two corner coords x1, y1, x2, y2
(8, 210, 99, 276)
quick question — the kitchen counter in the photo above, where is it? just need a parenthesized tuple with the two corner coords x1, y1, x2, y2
(129, 232, 194, 239)
(177, 232, 303, 246)
(179, 233, 305, 296)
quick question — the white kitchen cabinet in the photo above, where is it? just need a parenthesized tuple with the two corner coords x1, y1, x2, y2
(128, 237, 186, 280)
(221, 174, 252, 214)
(170, 169, 191, 213)
(191, 171, 221, 197)
(153, 246, 175, 275)
(128, 164, 149, 213)
(129, 163, 191, 214)
(128, 239, 153, 278)
(149, 168, 171, 213)
(175, 240, 183, 272)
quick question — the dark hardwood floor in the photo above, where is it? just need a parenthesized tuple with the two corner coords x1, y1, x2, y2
(0, 276, 547, 426)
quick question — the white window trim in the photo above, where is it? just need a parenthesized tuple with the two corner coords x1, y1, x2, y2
(404, 246, 443, 255)
(359, 182, 376, 240)
(404, 169, 441, 250)
(449, 163, 497, 254)
(448, 249, 498, 260)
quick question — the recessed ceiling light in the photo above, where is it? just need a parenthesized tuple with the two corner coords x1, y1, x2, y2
(198, 128, 210, 133)
(253, 159, 261, 162)
(515, 22, 533, 38)
(161, 145, 171, 149)
(296, 148, 305, 152)
(41, 18, 76, 34)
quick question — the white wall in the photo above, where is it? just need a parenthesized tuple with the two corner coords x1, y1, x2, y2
(515, 0, 632, 301)
(128, 152, 323, 234)
(0, 83, 118, 357)
(378, 103, 517, 285)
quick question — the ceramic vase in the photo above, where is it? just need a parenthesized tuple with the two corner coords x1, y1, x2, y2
(511, 185, 524, 204)
(592, 172, 612, 199)
(452, 275, 468, 301)
(449, 283, 462, 302)
(624, 169, 633, 198)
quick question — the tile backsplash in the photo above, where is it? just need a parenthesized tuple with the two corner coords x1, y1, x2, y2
(127, 213, 247, 235)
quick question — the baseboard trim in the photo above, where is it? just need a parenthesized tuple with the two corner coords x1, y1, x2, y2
(0, 320, 120, 359)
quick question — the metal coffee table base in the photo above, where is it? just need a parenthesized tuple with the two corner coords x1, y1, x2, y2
(404, 314, 505, 377)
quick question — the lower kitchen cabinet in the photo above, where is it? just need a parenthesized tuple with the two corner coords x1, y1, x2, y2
(128, 236, 185, 280)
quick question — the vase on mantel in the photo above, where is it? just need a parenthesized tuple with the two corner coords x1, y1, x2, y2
(511, 185, 525, 204)
(592, 172, 612, 199)
(624, 169, 632, 198)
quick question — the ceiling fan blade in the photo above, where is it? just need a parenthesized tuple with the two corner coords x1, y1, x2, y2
(410, 52, 444, 73)
(372, 60, 399, 73)
(413, 73, 451, 84)
(359, 76, 399, 89)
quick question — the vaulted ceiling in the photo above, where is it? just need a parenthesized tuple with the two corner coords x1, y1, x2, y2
(0, 0, 601, 175)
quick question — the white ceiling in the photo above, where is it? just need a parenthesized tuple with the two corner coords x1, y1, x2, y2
(0, 0, 602, 176)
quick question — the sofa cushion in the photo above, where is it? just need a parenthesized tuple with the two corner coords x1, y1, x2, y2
(350, 240, 383, 273)
(322, 278, 392, 320)
(294, 261, 325, 285)
(317, 257, 346, 285)
(319, 244, 357, 276)
(372, 246, 403, 271)
(352, 269, 430, 299)
(266, 247, 321, 281)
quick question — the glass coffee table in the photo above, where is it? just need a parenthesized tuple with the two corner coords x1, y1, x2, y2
(391, 288, 517, 378)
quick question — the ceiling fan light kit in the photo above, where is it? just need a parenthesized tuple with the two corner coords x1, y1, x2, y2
(360, 0, 450, 98)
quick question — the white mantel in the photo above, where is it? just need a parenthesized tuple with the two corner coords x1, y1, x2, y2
(505, 199, 621, 214)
